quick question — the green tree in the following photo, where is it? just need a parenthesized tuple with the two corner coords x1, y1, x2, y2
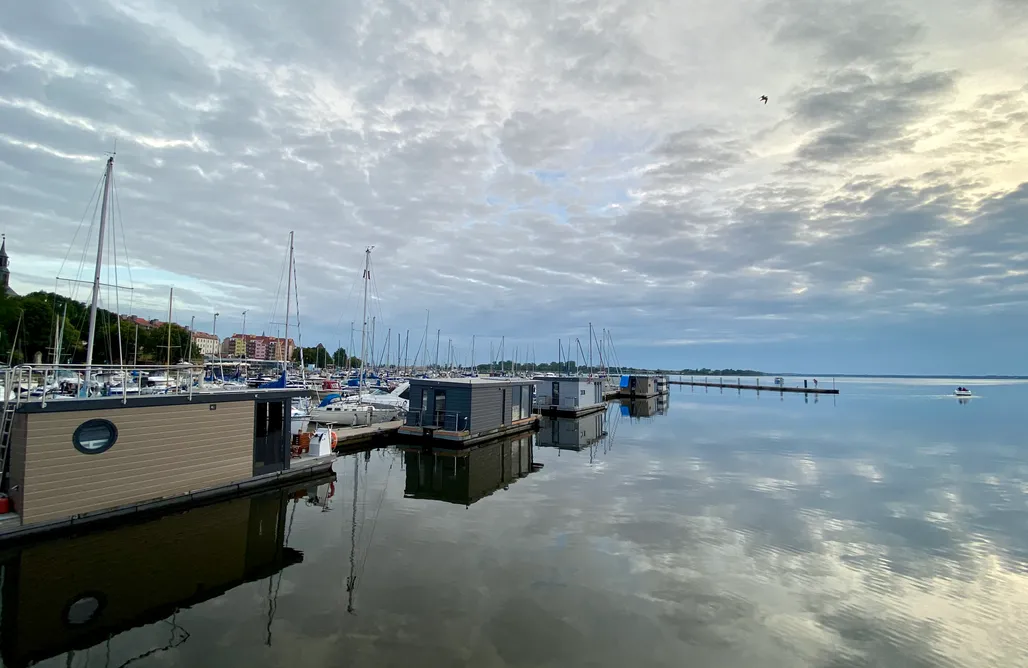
(332, 347, 348, 366)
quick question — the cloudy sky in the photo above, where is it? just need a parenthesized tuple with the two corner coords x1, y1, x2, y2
(1, 0, 1026, 374)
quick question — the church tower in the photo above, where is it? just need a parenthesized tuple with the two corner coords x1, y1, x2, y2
(0, 234, 10, 295)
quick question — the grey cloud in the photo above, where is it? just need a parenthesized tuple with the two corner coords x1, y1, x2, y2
(0, 0, 1025, 360)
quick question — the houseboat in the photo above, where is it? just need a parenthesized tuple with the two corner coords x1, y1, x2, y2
(537, 411, 607, 451)
(398, 377, 538, 445)
(616, 374, 664, 399)
(533, 375, 606, 417)
(0, 475, 333, 667)
(402, 432, 538, 507)
(0, 365, 329, 541)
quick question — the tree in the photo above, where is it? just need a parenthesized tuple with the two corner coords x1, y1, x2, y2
(348, 356, 362, 368)
(332, 347, 348, 366)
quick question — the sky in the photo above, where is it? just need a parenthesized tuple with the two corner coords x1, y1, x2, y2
(0, 0, 1026, 375)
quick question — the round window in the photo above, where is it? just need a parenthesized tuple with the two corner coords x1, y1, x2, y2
(72, 419, 118, 454)
(63, 592, 106, 626)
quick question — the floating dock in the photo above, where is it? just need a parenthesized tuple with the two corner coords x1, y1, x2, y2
(670, 379, 839, 394)
(331, 420, 403, 453)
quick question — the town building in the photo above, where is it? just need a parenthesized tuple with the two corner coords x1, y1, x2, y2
(191, 331, 220, 357)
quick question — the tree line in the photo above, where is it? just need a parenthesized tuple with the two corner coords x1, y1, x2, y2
(0, 291, 199, 365)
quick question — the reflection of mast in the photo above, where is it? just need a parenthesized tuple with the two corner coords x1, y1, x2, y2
(346, 456, 359, 614)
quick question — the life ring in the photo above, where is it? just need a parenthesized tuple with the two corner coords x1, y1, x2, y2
(327, 481, 336, 499)
(330, 431, 338, 448)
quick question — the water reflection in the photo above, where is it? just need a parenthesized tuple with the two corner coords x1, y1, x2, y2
(5, 381, 1028, 667)
(618, 394, 668, 418)
(538, 412, 607, 451)
(403, 433, 539, 507)
(0, 477, 334, 668)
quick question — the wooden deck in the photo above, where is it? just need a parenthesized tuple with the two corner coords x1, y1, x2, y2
(670, 380, 839, 395)
(331, 420, 403, 453)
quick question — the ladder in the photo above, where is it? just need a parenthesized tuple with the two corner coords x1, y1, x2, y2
(0, 367, 22, 491)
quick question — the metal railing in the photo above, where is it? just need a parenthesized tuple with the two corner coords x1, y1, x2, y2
(405, 409, 469, 432)
(0, 362, 295, 410)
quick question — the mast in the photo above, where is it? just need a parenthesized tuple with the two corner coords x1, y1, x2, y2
(346, 455, 359, 614)
(471, 335, 475, 375)
(358, 246, 372, 395)
(84, 156, 114, 391)
(284, 231, 294, 369)
(435, 329, 440, 370)
(55, 303, 67, 365)
(589, 322, 593, 375)
(166, 287, 173, 368)
(133, 323, 138, 367)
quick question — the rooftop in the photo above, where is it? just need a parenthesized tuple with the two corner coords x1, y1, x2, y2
(410, 376, 536, 387)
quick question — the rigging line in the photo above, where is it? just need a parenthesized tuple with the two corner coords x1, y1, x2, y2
(70, 183, 104, 303)
(112, 619, 190, 668)
(266, 500, 299, 647)
(111, 170, 134, 289)
(356, 455, 394, 584)
(56, 168, 105, 279)
(333, 263, 363, 333)
(268, 237, 289, 333)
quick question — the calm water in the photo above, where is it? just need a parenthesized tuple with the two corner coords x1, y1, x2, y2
(4, 378, 1028, 667)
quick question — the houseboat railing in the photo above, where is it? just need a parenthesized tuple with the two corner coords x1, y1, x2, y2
(405, 409, 469, 432)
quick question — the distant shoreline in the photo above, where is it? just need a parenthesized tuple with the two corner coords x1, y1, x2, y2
(772, 374, 1028, 380)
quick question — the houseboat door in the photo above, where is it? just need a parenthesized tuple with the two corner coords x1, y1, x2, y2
(551, 381, 559, 407)
(254, 398, 288, 476)
(434, 389, 446, 428)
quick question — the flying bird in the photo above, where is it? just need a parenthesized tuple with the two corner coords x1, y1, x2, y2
(760, 95, 768, 104)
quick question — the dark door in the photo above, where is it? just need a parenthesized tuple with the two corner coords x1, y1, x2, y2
(254, 399, 288, 476)
(434, 389, 447, 428)
(551, 381, 559, 407)
(501, 389, 507, 424)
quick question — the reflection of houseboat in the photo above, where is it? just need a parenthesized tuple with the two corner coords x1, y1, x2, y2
(403, 433, 537, 506)
(399, 378, 538, 445)
(0, 475, 333, 668)
(1, 380, 330, 540)
(533, 376, 605, 417)
(537, 411, 607, 451)
(618, 395, 665, 418)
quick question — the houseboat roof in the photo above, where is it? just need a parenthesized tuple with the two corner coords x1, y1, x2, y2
(14, 388, 307, 414)
(408, 377, 535, 388)
(532, 375, 603, 382)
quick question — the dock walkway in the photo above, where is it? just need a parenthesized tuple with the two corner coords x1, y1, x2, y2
(671, 379, 839, 395)
(332, 420, 403, 453)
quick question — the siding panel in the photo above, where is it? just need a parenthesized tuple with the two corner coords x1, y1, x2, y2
(17, 401, 254, 524)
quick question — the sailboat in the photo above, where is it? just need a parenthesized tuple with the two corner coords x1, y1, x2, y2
(309, 247, 408, 426)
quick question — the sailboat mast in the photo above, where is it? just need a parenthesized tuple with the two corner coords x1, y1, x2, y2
(166, 287, 173, 367)
(84, 156, 114, 388)
(358, 246, 372, 393)
(284, 231, 293, 369)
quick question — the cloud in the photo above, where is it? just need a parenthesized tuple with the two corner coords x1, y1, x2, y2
(0, 0, 1026, 372)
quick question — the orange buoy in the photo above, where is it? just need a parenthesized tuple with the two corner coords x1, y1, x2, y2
(330, 431, 338, 449)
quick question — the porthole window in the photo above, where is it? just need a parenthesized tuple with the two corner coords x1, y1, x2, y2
(73, 419, 118, 454)
(63, 592, 106, 626)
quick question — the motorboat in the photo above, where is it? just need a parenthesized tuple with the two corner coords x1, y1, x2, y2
(309, 382, 409, 425)
(954, 387, 972, 397)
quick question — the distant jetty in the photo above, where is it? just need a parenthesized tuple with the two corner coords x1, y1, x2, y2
(670, 376, 839, 395)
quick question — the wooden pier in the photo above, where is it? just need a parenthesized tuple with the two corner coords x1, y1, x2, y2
(332, 420, 403, 453)
(670, 379, 839, 395)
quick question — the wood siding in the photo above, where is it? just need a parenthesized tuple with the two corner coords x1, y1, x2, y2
(15, 401, 254, 525)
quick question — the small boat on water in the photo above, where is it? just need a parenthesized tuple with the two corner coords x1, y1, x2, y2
(954, 387, 972, 397)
